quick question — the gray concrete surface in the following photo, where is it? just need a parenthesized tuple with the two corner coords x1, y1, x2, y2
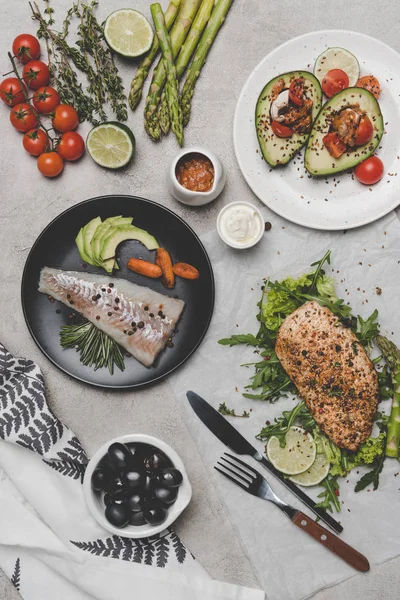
(1, 0, 400, 598)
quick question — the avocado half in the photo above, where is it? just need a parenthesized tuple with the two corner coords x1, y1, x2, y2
(304, 87, 384, 176)
(255, 71, 322, 167)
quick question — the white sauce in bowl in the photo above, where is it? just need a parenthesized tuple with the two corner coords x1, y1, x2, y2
(217, 202, 264, 248)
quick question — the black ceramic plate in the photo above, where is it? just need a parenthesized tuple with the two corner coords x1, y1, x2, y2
(21, 195, 215, 389)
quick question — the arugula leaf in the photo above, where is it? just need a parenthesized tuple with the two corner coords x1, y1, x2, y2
(309, 250, 331, 294)
(256, 401, 316, 446)
(218, 402, 250, 418)
(218, 334, 260, 347)
(354, 452, 386, 492)
(355, 309, 380, 348)
(315, 475, 341, 512)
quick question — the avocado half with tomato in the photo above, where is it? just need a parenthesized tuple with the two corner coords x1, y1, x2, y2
(304, 87, 384, 176)
(255, 71, 322, 167)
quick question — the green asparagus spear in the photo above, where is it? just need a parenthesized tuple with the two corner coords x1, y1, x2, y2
(158, 0, 214, 134)
(377, 335, 400, 458)
(150, 3, 184, 146)
(144, 0, 201, 140)
(180, 0, 234, 127)
(128, 0, 181, 111)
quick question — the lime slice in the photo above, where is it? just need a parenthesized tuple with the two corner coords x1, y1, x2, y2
(86, 122, 135, 169)
(314, 47, 360, 87)
(266, 426, 316, 475)
(104, 9, 153, 58)
(289, 453, 330, 486)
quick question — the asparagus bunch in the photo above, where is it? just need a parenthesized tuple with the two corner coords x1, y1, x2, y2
(150, 3, 184, 146)
(158, 0, 214, 134)
(377, 335, 400, 458)
(128, 0, 181, 111)
(180, 0, 234, 127)
(145, 0, 201, 141)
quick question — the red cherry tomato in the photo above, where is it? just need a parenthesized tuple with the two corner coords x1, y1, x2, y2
(37, 152, 64, 177)
(0, 77, 27, 107)
(33, 86, 60, 114)
(354, 116, 374, 146)
(354, 156, 384, 185)
(289, 78, 304, 107)
(57, 131, 85, 161)
(22, 60, 50, 90)
(321, 69, 349, 98)
(52, 104, 79, 132)
(23, 129, 49, 156)
(271, 120, 294, 138)
(10, 103, 39, 132)
(12, 34, 41, 63)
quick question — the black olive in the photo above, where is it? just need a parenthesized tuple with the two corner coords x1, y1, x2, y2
(159, 468, 183, 488)
(144, 451, 170, 473)
(144, 501, 168, 526)
(107, 442, 132, 470)
(103, 493, 115, 507)
(121, 468, 145, 489)
(129, 510, 146, 526)
(125, 491, 144, 513)
(153, 485, 178, 505)
(91, 468, 109, 491)
(105, 503, 130, 528)
(106, 476, 127, 500)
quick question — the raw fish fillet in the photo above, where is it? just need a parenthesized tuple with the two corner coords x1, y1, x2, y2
(39, 268, 185, 367)
(275, 300, 378, 451)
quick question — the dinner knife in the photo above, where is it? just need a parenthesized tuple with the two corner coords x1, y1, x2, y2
(187, 390, 343, 534)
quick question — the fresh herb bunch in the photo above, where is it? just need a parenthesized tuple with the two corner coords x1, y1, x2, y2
(218, 402, 249, 418)
(31, 0, 127, 123)
(60, 320, 125, 375)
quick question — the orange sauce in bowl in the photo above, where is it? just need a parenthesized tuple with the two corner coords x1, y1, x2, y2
(175, 152, 215, 193)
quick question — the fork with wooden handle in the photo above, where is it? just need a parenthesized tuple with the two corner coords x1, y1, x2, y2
(215, 453, 370, 572)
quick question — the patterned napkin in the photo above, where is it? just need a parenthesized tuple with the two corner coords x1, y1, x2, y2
(0, 342, 264, 600)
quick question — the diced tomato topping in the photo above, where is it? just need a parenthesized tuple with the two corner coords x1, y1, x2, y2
(271, 120, 294, 138)
(323, 132, 347, 158)
(289, 78, 304, 107)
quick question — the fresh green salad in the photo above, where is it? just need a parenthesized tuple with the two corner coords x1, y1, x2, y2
(219, 251, 398, 513)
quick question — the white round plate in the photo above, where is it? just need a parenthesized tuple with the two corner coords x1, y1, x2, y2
(233, 30, 400, 230)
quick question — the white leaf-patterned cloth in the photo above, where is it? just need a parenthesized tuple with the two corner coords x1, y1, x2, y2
(0, 343, 264, 600)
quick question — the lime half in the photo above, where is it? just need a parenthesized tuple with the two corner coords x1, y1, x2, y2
(266, 426, 316, 475)
(104, 9, 153, 58)
(86, 122, 135, 169)
(289, 453, 330, 487)
(314, 47, 360, 86)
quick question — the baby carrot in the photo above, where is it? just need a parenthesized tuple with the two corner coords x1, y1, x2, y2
(173, 262, 200, 280)
(127, 258, 162, 278)
(155, 248, 175, 289)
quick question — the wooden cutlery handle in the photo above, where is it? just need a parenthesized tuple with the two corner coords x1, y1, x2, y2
(292, 511, 370, 572)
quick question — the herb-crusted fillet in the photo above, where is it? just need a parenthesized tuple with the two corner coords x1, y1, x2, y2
(275, 300, 379, 451)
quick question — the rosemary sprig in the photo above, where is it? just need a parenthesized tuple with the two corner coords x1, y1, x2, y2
(60, 321, 125, 375)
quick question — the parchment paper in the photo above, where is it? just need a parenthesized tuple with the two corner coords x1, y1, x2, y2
(170, 208, 400, 600)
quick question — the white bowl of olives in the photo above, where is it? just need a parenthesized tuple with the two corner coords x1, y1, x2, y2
(83, 434, 192, 538)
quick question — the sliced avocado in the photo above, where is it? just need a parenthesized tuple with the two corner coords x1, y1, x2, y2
(83, 216, 102, 264)
(304, 88, 384, 176)
(75, 228, 93, 264)
(101, 225, 159, 261)
(91, 216, 131, 266)
(255, 71, 322, 167)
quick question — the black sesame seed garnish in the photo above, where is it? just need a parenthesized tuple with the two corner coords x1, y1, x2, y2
(69, 300, 74, 305)
(149, 313, 154, 318)
(144, 306, 149, 311)
(115, 297, 120, 303)
(92, 295, 98, 301)
(124, 330, 127, 334)
(128, 331, 133, 336)
(101, 288, 106, 292)
(158, 311, 163, 317)
(67, 294, 71, 299)
(96, 315, 100, 320)
(138, 321, 144, 328)
(96, 294, 101, 300)
(131, 321, 136, 327)
(109, 283, 114, 288)
(108, 312, 112, 317)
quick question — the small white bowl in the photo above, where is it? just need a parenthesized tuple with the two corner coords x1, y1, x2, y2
(83, 433, 192, 538)
(167, 146, 226, 206)
(216, 201, 265, 250)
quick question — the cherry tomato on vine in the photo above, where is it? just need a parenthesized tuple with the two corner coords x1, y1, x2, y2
(321, 69, 349, 98)
(10, 103, 39, 132)
(22, 60, 50, 90)
(33, 86, 60, 114)
(23, 129, 49, 156)
(354, 156, 384, 185)
(57, 131, 85, 161)
(0, 78, 27, 107)
(52, 104, 79, 132)
(12, 34, 41, 64)
(37, 152, 64, 177)
(271, 120, 294, 138)
(354, 116, 374, 146)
